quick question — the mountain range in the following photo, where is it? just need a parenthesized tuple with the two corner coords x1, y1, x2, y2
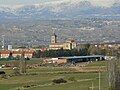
(0, 0, 120, 20)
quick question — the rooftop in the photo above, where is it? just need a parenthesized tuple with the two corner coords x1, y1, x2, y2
(58, 55, 104, 59)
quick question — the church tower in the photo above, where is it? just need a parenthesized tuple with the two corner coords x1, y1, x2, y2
(51, 33, 57, 44)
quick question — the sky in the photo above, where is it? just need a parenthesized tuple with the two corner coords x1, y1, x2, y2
(0, 0, 116, 6)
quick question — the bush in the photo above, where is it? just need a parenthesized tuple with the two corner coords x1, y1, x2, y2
(52, 78, 67, 84)
(0, 74, 8, 79)
(12, 68, 21, 76)
(23, 82, 37, 88)
(0, 71, 5, 75)
(23, 85, 31, 88)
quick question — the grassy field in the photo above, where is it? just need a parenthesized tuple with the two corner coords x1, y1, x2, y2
(0, 58, 43, 65)
(0, 60, 109, 90)
(86, 61, 107, 67)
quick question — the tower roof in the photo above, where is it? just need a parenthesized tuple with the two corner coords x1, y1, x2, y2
(52, 33, 57, 37)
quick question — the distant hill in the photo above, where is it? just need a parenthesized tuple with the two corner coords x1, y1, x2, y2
(0, 19, 120, 46)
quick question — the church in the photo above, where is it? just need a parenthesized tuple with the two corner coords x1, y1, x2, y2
(49, 33, 77, 50)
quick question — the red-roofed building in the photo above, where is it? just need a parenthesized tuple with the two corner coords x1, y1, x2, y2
(0, 51, 10, 58)
(0, 50, 34, 59)
(40, 48, 49, 52)
(12, 51, 21, 58)
(24, 51, 34, 58)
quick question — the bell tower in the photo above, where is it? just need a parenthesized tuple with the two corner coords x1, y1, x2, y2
(51, 33, 57, 44)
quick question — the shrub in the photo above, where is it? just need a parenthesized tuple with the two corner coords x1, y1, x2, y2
(23, 82, 37, 88)
(12, 68, 21, 76)
(52, 78, 67, 84)
(0, 71, 5, 75)
(23, 85, 31, 88)
(0, 74, 8, 79)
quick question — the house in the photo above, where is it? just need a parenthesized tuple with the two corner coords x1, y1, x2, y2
(12, 51, 21, 58)
(0, 50, 34, 59)
(24, 51, 34, 58)
(0, 51, 10, 58)
(40, 48, 49, 52)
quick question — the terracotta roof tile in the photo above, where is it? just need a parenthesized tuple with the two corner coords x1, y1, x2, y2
(0, 51, 10, 54)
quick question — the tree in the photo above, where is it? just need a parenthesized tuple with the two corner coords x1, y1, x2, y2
(16, 55, 20, 60)
(107, 50, 120, 90)
(8, 52, 14, 59)
(19, 51, 26, 74)
(52, 78, 67, 84)
(33, 50, 41, 58)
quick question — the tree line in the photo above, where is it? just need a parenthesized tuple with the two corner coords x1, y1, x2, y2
(33, 48, 89, 58)
(33, 44, 117, 58)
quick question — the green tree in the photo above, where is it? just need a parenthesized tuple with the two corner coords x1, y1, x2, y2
(16, 55, 20, 60)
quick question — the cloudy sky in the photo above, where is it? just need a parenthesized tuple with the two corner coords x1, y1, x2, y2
(0, 0, 115, 7)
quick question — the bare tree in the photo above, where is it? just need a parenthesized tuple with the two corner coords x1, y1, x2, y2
(19, 51, 26, 74)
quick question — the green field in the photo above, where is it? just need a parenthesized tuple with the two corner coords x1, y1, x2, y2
(0, 60, 110, 90)
(0, 58, 43, 65)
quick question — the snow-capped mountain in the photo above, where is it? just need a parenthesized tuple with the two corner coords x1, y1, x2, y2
(0, 0, 120, 20)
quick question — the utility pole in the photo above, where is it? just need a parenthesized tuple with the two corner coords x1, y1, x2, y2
(99, 66, 101, 90)
(2, 35, 5, 50)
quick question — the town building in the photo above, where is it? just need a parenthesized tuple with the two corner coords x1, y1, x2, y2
(44, 58, 67, 64)
(0, 51, 10, 58)
(24, 51, 34, 58)
(49, 33, 77, 50)
(95, 44, 120, 49)
(44, 55, 105, 64)
(12, 51, 21, 58)
(0, 50, 34, 59)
